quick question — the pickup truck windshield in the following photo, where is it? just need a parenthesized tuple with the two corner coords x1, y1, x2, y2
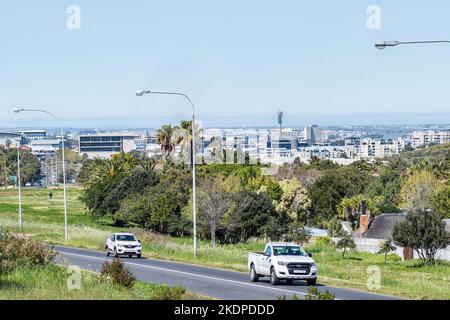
(273, 246, 306, 256)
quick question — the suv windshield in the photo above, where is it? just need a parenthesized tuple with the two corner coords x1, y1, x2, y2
(116, 235, 136, 242)
(273, 246, 306, 256)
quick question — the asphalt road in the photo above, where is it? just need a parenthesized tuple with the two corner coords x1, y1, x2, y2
(55, 245, 400, 300)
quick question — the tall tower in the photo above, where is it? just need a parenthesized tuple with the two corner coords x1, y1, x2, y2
(277, 110, 283, 138)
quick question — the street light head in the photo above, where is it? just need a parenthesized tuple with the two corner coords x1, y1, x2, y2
(13, 108, 25, 113)
(136, 90, 144, 97)
(375, 40, 400, 50)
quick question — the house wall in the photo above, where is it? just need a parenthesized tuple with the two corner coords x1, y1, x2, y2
(331, 237, 450, 262)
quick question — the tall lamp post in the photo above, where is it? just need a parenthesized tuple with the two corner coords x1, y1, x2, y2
(136, 90, 198, 258)
(375, 40, 450, 49)
(13, 108, 68, 241)
(17, 140, 22, 229)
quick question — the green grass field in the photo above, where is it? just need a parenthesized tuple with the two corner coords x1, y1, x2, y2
(0, 264, 202, 300)
(1, 187, 449, 300)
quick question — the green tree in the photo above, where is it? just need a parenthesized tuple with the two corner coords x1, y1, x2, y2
(336, 234, 356, 258)
(275, 179, 311, 222)
(378, 239, 396, 262)
(392, 209, 449, 263)
(399, 170, 441, 212)
(431, 186, 450, 219)
(308, 167, 370, 225)
(156, 125, 177, 160)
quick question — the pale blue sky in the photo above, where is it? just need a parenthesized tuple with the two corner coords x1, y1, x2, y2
(1, 1, 449, 128)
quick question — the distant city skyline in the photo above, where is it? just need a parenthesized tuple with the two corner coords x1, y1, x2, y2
(1, 1, 450, 127)
(1, 112, 450, 130)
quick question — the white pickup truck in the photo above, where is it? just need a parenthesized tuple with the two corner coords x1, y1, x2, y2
(248, 242, 317, 285)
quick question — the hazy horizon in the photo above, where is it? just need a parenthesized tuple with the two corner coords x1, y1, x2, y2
(2, 112, 450, 130)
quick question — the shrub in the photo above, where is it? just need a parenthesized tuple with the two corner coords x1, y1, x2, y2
(315, 236, 333, 247)
(152, 286, 186, 300)
(378, 239, 396, 262)
(336, 234, 356, 258)
(304, 287, 336, 300)
(0, 232, 55, 274)
(100, 258, 136, 289)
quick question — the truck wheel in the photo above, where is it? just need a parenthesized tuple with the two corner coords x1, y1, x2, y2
(307, 278, 317, 286)
(270, 267, 280, 285)
(250, 264, 259, 282)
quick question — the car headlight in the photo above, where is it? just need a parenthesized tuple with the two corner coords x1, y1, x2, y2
(310, 262, 316, 267)
(278, 261, 288, 266)
(117, 244, 123, 248)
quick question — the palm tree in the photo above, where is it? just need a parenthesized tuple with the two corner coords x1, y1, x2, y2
(174, 120, 193, 167)
(156, 125, 176, 160)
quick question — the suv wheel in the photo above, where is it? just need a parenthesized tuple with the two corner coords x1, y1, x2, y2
(270, 267, 280, 285)
(250, 264, 259, 282)
(137, 254, 142, 259)
(105, 247, 110, 257)
(114, 248, 119, 258)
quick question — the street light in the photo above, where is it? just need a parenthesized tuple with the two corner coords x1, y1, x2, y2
(17, 140, 22, 229)
(136, 90, 198, 258)
(13, 108, 69, 241)
(375, 40, 450, 50)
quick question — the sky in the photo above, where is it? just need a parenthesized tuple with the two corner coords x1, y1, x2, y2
(1, 1, 450, 128)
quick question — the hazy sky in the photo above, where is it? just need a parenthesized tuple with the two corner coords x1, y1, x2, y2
(1, 1, 450, 128)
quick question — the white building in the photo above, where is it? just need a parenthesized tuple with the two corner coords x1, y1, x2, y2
(358, 138, 404, 158)
(17, 130, 47, 140)
(410, 130, 450, 148)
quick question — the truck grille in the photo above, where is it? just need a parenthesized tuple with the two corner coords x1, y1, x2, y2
(124, 245, 136, 249)
(287, 263, 311, 275)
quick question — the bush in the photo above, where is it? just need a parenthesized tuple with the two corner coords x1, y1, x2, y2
(305, 287, 335, 300)
(152, 286, 186, 300)
(0, 232, 55, 274)
(100, 258, 136, 289)
(315, 236, 333, 247)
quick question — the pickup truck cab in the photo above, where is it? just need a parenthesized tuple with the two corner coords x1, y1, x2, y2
(248, 242, 317, 285)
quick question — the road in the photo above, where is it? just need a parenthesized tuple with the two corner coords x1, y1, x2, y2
(55, 246, 399, 300)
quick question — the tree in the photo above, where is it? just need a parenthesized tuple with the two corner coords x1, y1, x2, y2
(337, 195, 384, 229)
(308, 167, 370, 225)
(276, 157, 321, 187)
(364, 167, 402, 212)
(275, 179, 311, 222)
(431, 186, 450, 219)
(378, 239, 396, 262)
(224, 191, 279, 242)
(156, 125, 177, 160)
(336, 234, 356, 258)
(197, 177, 233, 246)
(399, 170, 441, 212)
(393, 209, 449, 263)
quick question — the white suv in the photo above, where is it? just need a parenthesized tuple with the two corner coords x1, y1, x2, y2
(106, 233, 142, 258)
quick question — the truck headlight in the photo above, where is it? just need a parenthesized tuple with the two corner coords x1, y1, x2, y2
(310, 262, 316, 267)
(278, 261, 288, 266)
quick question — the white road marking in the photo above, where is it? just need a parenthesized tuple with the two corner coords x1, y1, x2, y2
(59, 250, 329, 298)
